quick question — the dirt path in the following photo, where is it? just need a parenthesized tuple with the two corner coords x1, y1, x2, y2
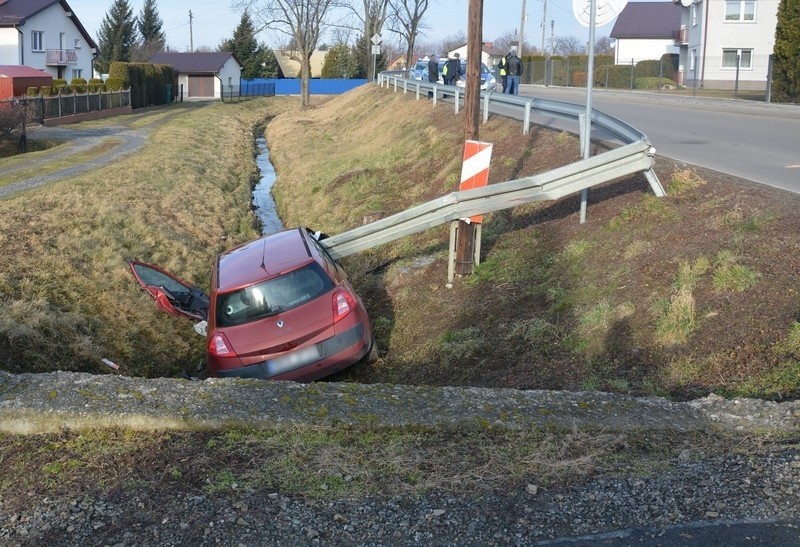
(0, 104, 199, 200)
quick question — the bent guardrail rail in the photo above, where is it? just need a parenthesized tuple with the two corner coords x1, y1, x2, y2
(320, 74, 665, 260)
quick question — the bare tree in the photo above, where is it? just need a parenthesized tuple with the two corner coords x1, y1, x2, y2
(386, 0, 430, 70)
(594, 36, 613, 55)
(345, 0, 390, 78)
(491, 29, 538, 55)
(437, 31, 466, 56)
(234, 0, 339, 107)
(553, 35, 584, 56)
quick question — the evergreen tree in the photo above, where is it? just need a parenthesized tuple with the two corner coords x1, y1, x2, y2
(95, 0, 137, 75)
(321, 43, 358, 78)
(135, 0, 166, 61)
(219, 11, 278, 79)
(772, 0, 800, 103)
(352, 34, 387, 79)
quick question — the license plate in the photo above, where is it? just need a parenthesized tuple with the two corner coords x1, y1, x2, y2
(267, 345, 320, 376)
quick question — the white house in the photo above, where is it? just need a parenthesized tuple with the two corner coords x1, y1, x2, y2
(0, 0, 96, 81)
(447, 42, 506, 71)
(150, 52, 242, 98)
(674, 0, 779, 90)
(610, 2, 682, 65)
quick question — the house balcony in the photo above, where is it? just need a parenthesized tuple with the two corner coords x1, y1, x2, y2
(46, 49, 78, 66)
(674, 26, 689, 46)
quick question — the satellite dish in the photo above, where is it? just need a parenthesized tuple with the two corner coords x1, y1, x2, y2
(573, 0, 628, 28)
(680, 0, 693, 6)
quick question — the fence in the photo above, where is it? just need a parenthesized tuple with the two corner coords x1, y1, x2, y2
(6, 90, 132, 124)
(519, 58, 680, 90)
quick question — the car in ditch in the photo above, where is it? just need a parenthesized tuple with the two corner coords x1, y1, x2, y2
(130, 227, 376, 382)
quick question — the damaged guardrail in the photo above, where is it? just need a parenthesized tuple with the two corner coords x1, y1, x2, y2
(320, 74, 664, 261)
(322, 140, 656, 260)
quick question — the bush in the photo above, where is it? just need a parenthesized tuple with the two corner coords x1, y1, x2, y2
(52, 78, 68, 93)
(40, 86, 52, 96)
(88, 78, 105, 92)
(70, 77, 87, 93)
(105, 77, 124, 91)
(635, 77, 679, 90)
(25, 87, 39, 96)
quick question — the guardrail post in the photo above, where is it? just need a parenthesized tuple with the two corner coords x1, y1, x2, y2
(416, 84, 420, 100)
(403, 80, 408, 94)
(447, 221, 458, 287)
(455, 88, 460, 114)
(644, 167, 666, 197)
(523, 101, 531, 134)
(483, 92, 491, 124)
(433, 86, 438, 107)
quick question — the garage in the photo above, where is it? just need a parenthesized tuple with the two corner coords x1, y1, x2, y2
(149, 52, 242, 99)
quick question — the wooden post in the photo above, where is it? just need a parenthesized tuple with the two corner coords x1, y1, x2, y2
(456, 0, 484, 277)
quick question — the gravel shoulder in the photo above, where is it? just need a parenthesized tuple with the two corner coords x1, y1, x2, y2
(1, 371, 799, 546)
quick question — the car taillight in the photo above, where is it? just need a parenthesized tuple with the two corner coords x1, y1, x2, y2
(209, 332, 236, 357)
(332, 289, 356, 323)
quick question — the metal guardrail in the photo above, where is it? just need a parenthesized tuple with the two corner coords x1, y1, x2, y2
(321, 73, 664, 260)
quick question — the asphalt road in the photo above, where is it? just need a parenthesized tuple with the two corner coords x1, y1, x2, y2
(518, 85, 800, 194)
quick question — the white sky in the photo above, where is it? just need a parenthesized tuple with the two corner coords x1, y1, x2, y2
(68, 0, 626, 53)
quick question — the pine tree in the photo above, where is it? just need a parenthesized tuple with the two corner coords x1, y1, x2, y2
(352, 34, 387, 79)
(219, 11, 278, 79)
(772, 0, 800, 103)
(95, 0, 137, 74)
(321, 43, 358, 78)
(135, 0, 166, 61)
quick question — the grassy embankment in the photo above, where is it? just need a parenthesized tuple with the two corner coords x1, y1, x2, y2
(0, 99, 296, 377)
(1, 84, 799, 400)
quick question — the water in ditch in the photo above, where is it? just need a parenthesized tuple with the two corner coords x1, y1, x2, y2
(252, 136, 284, 235)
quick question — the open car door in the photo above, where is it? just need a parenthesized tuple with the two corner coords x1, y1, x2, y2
(129, 260, 209, 321)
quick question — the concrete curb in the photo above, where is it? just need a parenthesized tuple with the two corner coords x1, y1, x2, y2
(1, 371, 798, 435)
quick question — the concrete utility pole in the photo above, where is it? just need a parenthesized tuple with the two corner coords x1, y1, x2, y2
(455, 0, 484, 276)
(541, 0, 547, 53)
(519, 0, 526, 57)
(189, 10, 194, 52)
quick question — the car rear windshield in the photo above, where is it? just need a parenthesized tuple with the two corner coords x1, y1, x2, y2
(215, 262, 334, 327)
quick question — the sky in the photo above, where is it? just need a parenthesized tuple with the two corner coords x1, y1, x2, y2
(68, 0, 624, 54)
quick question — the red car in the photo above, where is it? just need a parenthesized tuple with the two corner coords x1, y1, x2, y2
(130, 227, 375, 381)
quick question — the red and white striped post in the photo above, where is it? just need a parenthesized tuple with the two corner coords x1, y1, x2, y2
(448, 140, 493, 286)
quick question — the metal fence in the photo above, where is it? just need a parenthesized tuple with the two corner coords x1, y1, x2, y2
(6, 90, 132, 124)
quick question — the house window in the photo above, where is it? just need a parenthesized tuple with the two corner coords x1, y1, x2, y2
(31, 31, 44, 51)
(72, 69, 83, 79)
(725, 0, 755, 21)
(690, 49, 697, 71)
(722, 49, 753, 69)
(74, 38, 81, 49)
(691, 4, 697, 26)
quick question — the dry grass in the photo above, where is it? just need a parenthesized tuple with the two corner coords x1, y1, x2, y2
(0, 97, 298, 375)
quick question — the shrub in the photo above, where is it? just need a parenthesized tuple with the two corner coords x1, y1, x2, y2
(105, 77, 124, 91)
(88, 78, 105, 92)
(635, 77, 679, 90)
(70, 77, 87, 93)
(25, 87, 39, 96)
(52, 78, 67, 92)
(40, 85, 52, 96)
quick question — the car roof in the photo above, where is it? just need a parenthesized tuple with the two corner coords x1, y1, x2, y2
(214, 227, 316, 292)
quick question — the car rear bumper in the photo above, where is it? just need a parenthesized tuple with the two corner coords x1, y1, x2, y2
(213, 322, 369, 381)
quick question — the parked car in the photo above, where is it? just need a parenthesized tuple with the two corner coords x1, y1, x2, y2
(409, 60, 428, 80)
(130, 227, 375, 381)
(421, 60, 497, 90)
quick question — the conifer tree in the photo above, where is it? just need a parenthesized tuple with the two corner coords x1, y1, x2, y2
(95, 0, 137, 74)
(219, 11, 279, 79)
(135, 0, 166, 60)
(771, 0, 800, 103)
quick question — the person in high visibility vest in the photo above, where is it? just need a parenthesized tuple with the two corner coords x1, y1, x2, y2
(498, 54, 508, 92)
(443, 52, 461, 86)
